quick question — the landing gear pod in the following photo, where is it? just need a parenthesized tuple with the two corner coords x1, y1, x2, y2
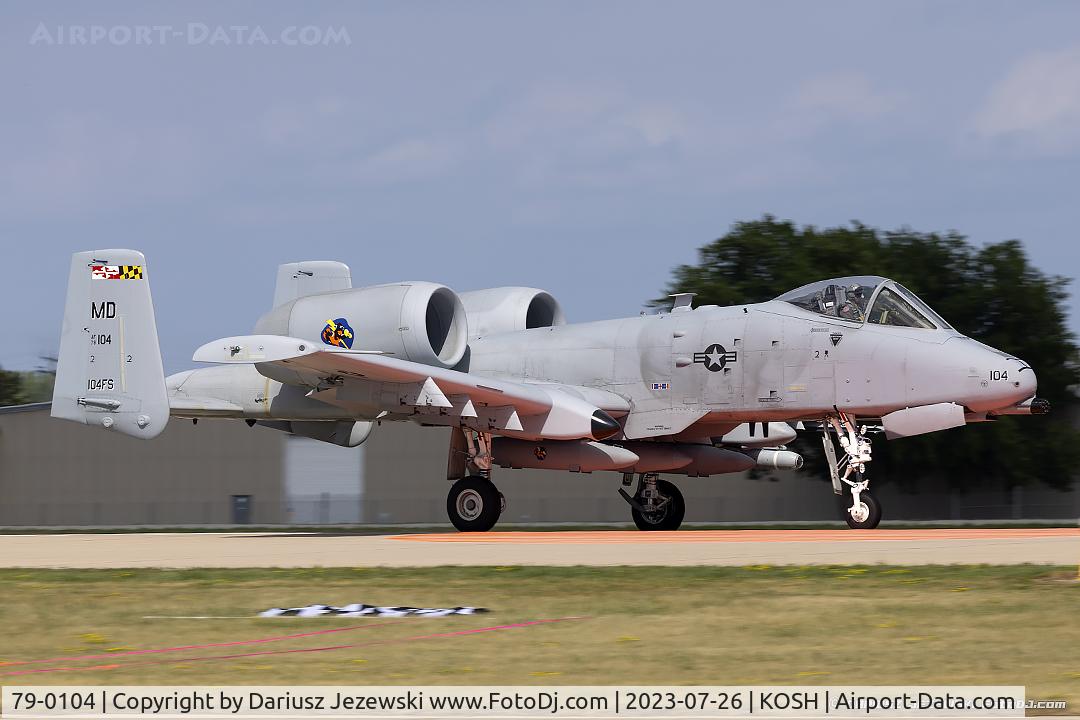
(492, 438, 638, 472)
(258, 419, 374, 447)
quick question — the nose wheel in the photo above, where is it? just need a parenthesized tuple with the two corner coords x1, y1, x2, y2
(447, 476, 503, 532)
(844, 484, 881, 529)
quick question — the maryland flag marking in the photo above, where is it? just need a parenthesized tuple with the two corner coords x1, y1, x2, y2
(91, 265, 143, 280)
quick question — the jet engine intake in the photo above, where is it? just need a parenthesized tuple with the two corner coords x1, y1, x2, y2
(458, 287, 566, 339)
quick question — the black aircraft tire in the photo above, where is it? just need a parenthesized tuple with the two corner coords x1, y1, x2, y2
(632, 479, 686, 531)
(447, 477, 502, 532)
(844, 489, 882, 529)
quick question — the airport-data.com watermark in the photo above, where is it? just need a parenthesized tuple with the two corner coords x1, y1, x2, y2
(29, 22, 352, 47)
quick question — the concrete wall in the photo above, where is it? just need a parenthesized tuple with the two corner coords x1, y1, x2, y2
(0, 405, 284, 525)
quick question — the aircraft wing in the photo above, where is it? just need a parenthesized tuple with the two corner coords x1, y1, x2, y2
(193, 335, 626, 441)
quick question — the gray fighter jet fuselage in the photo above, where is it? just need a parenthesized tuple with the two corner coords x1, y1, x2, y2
(467, 295, 1037, 428)
(52, 253, 1046, 531)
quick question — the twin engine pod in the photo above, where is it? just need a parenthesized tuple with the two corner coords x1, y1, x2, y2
(254, 283, 567, 371)
(255, 281, 470, 370)
(492, 438, 804, 476)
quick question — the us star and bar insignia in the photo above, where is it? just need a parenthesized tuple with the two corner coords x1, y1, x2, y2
(693, 343, 738, 372)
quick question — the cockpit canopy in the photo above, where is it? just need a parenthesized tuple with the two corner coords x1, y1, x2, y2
(774, 276, 952, 330)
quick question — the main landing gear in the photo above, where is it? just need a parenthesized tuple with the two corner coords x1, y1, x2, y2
(446, 476, 505, 532)
(618, 473, 686, 531)
(821, 412, 881, 529)
(446, 429, 505, 532)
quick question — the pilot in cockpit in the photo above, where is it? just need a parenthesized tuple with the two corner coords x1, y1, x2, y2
(776, 276, 953, 330)
(837, 284, 867, 322)
(816, 283, 867, 321)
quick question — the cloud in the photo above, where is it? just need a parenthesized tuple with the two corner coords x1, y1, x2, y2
(348, 137, 462, 184)
(973, 46, 1080, 152)
(0, 112, 202, 218)
(485, 85, 624, 150)
(260, 96, 352, 149)
(786, 71, 905, 133)
(482, 83, 697, 188)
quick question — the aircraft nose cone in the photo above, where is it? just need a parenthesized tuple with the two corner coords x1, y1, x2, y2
(1015, 362, 1037, 399)
(982, 354, 1038, 411)
(591, 410, 621, 441)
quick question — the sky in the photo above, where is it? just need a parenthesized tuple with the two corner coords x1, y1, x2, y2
(1, 1, 1079, 373)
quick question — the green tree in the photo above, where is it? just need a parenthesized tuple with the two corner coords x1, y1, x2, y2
(662, 216, 1080, 491)
(0, 366, 23, 407)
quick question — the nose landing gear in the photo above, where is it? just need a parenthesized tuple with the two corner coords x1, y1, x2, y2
(822, 413, 882, 529)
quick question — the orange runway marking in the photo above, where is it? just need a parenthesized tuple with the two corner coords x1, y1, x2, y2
(391, 528, 1080, 544)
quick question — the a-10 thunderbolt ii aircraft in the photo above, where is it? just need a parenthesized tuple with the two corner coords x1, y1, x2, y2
(52, 250, 1047, 531)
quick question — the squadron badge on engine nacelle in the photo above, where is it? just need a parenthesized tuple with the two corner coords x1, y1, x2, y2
(321, 318, 355, 349)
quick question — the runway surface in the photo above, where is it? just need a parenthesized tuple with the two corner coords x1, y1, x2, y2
(0, 528, 1076, 567)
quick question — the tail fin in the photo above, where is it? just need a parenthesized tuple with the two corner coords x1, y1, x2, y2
(51, 250, 169, 439)
(272, 261, 351, 307)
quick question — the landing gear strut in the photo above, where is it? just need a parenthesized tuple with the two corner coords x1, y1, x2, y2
(446, 428, 504, 532)
(822, 412, 881, 529)
(619, 473, 685, 531)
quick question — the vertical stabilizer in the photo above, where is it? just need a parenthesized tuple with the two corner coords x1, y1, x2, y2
(51, 250, 169, 439)
(272, 261, 352, 307)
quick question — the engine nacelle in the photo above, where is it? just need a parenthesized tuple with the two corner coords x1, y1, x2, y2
(458, 287, 565, 339)
(254, 282, 468, 369)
